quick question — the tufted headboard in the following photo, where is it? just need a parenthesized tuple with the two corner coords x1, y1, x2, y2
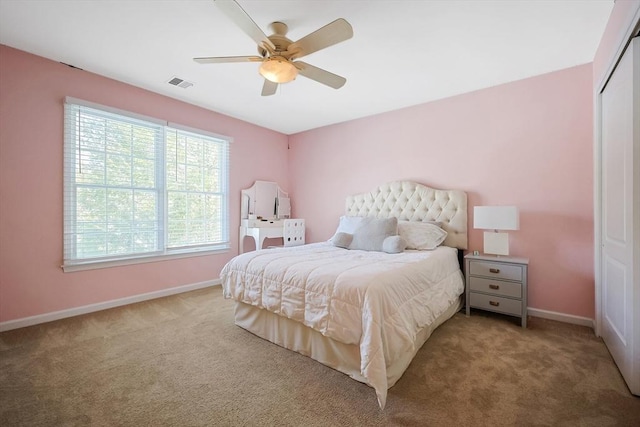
(345, 181, 468, 250)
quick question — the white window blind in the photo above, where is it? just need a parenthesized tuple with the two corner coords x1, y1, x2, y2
(63, 98, 230, 270)
(165, 127, 228, 249)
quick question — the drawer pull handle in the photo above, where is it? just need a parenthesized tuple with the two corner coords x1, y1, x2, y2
(489, 268, 500, 274)
(489, 301, 500, 307)
(489, 284, 500, 290)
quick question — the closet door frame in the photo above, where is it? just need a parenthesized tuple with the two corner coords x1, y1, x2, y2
(594, 5, 640, 396)
(594, 7, 640, 337)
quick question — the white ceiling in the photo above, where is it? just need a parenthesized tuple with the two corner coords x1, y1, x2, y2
(0, 0, 613, 135)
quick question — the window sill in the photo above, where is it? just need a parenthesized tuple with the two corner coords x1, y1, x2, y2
(62, 246, 230, 273)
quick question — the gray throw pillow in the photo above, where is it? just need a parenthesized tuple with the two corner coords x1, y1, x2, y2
(349, 217, 398, 252)
(382, 235, 407, 254)
(330, 232, 353, 249)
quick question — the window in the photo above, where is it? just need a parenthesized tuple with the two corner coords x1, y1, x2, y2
(63, 97, 230, 271)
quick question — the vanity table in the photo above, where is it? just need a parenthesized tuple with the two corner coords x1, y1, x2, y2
(240, 218, 285, 253)
(239, 181, 304, 253)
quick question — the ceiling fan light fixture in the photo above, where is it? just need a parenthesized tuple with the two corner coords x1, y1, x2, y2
(259, 57, 298, 84)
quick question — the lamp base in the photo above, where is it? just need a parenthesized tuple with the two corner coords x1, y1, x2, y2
(483, 231, 509, 256)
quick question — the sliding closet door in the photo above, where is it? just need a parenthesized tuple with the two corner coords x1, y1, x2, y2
(599, 37, 639, 396)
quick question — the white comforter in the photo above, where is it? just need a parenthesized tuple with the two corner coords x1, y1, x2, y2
(220, 242, 464, 408)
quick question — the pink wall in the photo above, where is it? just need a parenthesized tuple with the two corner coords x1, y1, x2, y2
(4, 0, 634, 325)
(288, 64, 595, 318)
(0, 45, 289, 322)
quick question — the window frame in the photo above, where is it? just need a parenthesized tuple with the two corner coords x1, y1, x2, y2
(62, 97, 231, 272)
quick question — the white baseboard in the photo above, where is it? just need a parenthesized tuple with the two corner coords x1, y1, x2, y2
(0, 279, 221, 332)
(1, 284, 595, 333)
(528, 307, 595, 330)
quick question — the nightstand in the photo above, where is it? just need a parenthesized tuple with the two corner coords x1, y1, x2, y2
(465, 254, 529, 328)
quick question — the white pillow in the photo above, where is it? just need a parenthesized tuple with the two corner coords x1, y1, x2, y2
(398, 221, 448, 250)
(329, 215, 364, 249)
(335, 216, 364, 234)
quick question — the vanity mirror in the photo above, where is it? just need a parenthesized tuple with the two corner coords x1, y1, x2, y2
(241, 180, 290, 220)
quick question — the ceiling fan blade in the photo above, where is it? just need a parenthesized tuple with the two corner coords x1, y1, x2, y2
(261, 79, 278, 96)
(294, 61, 346, 89)
(194, 56, 263, 64)
(288, 18, 353, 59)
(214, 0, 275, 52)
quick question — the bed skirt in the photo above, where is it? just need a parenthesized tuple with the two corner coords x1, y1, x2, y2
(233, 295, 463, 405)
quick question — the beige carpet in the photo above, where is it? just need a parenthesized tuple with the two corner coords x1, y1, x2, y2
(1, 286, 638, 426)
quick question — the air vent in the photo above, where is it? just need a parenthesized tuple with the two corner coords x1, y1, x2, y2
(167, 77, 194, 89)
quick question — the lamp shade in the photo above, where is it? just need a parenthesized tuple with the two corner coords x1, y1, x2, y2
(474, 206, 519, 230)
(259, 57, 298, 84)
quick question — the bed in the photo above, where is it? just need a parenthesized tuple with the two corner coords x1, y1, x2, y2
(221, 181, 467, 408)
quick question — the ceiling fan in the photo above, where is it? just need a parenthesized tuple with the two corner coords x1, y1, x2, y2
(194, 0, 353, 96)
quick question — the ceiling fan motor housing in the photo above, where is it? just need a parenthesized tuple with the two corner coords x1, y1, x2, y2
(258, 22, 295, 57)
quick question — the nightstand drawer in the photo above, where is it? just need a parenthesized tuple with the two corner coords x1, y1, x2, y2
(469, 261, 523, 281)
(469, 292, 522, 316)
(469, 276, 522, 298)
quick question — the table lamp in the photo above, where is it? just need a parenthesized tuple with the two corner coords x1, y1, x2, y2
(473, 206, 519, 256)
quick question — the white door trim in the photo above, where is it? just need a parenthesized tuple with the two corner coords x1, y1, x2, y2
(594, 6, 640, 338)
